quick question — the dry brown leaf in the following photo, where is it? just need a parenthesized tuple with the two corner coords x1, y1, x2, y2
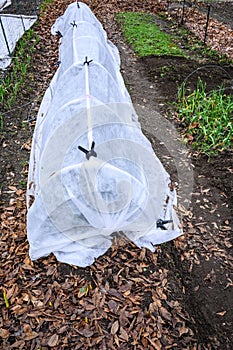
(47, 334, 59, 347)
(114, 334, 120, 346)
(24, 331, 39, 341)
(216, 311, 226, 316)
(147, 337, 162, 349)
(111, 320, 119, 335)
(80, 328, 94, 338)
(179, 324, 189, 336)
(119, 327, 129, 341)
(108, 300, 118, 313)
(0, 328, 10, 339)
(159, 306, 172, 322)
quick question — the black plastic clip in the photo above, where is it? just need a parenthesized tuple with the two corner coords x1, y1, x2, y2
(56, 30, 63, 37)
(52, 60, 61, 67)
(156, 219, 173, 230)
(77, 1, 80, 8)
(83, 56, 93, 66)
(78, 141, 97, 160)
(70, 20, 77, 28)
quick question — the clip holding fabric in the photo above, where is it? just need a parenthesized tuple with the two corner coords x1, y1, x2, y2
(78, 141, 97, 160)
(52, 61, 61, 67)
(70, 20, 77, 28)
(83, 56, 93, 66)
(77, 1, 80, 8)
(56, 30, 63, 37)
(156, 219, 173, 230)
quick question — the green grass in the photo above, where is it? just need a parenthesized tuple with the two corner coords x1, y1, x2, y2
(177, 79, 233, 154)
(19, 180, 27, 188)
(0, 0, 50, 131)
(0, 29, 37, 129)
(117, 12, 185, 57)
(39, 0, 54, 14)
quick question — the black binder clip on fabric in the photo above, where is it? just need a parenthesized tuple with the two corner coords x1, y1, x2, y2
(156, 219, 173, 230)
(83, 56, 93, 66)
(78, 141, 97, 160)
(70, 20, 77, 28)
(56, 30, 63, 37)
(52, 61, 61, 67)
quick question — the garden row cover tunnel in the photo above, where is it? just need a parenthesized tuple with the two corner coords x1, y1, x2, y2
(26, 1, 182, 267)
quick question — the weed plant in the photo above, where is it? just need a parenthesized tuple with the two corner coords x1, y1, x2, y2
(177, 78, 233, 154)
(117, 12, 185, 57)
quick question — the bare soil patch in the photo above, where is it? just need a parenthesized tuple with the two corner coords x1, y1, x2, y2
(115, 19, 233, 348)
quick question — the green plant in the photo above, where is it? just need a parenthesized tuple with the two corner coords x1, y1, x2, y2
(13, 82, 20, 97)
(21, 121, 27, 129)
(21, 159, 28, 167)
(19, 180, 27, 188)
(157, 12, 167, 20)
(160, 65, 171, 77)
(0, 84, 7, 104)
(177, 78, 233, 154)
(117, 12, 185, 57)
(0, 113, 3, 129)
(39, 0, 54, 14)
(21, 62, 28, 76)
(6, 96, 14, 109)
(0, 27, 38, 122)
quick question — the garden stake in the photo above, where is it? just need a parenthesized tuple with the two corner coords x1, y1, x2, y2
(181, 0, 186, 25)
(16, 0, 26, 31)
(0, 15, 11, 56)
(204, 5, 211, 44)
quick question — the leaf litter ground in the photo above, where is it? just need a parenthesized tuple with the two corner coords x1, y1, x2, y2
(0, 1, 233, 349)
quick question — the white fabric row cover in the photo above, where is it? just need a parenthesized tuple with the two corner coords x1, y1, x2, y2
(0, 13, 37, 69)
(27, 1, 182, 267)
(0, 0, 11, 11)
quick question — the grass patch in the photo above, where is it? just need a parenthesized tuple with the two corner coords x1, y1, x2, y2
(0, 28, 39, 129)
(177, 79, 233, 154)
(0, 0, 51, 130)
(117, 12, 185, 57)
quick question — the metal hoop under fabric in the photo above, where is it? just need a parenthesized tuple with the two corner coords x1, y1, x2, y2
(26, 2, 183, 267)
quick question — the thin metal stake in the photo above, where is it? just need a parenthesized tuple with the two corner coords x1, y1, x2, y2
(15, 0, 25, 32)
(181, 0, 186, 25)
(33, 0, 39, 15)
(204, 5, 211, 44)
(0, 15, 11, 56)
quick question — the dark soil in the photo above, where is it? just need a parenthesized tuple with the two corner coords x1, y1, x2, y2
(0, 0, 40, 16)
(106, 9, 233, 349)
(1, 1, 233, 349)
(140, 55, 233, 101)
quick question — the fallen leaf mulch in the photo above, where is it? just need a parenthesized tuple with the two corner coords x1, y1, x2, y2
(167, 1, 233, 59)
(1, 1, 233, 349)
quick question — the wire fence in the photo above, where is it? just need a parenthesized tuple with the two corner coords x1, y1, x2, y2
(0, 0, 232, 69)
(166, 0, 233, 43)
(0, 0, 41, 69)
